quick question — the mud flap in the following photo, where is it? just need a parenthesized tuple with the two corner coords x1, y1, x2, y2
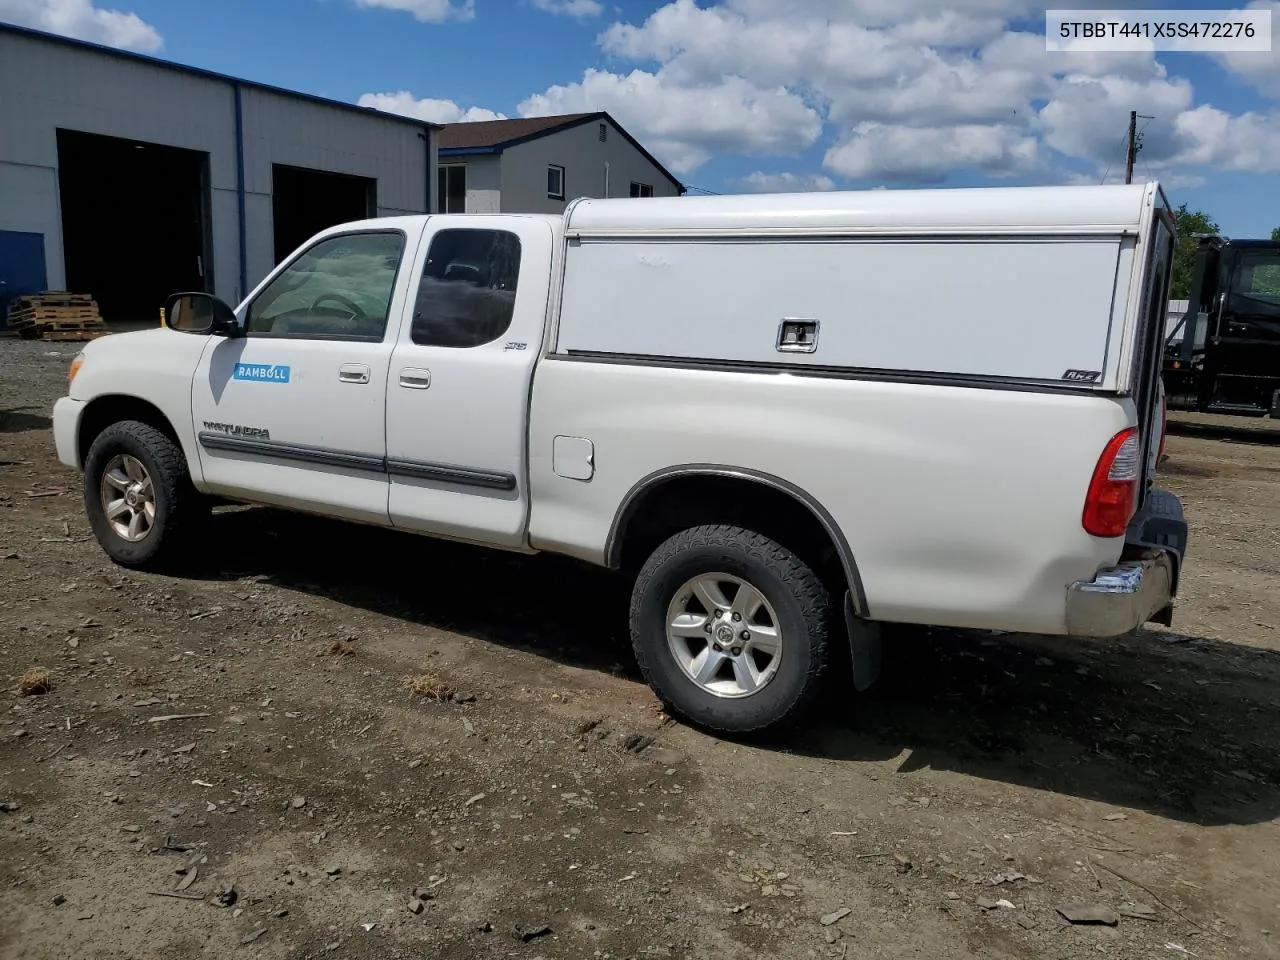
(844, 591, 882, 692)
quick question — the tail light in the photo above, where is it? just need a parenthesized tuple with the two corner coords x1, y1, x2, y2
(1083, 427, 1140, 538)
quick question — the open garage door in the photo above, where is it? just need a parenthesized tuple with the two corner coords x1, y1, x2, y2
(272, 164, 376, 265)
(56, 129, 210, 327)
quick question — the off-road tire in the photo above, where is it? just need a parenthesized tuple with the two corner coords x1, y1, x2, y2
(629, 524, 833, 734)
(83, 420, 208, 569)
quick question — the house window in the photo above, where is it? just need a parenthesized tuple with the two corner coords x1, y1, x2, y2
(630, 182, 654, 198)
(547, 164, 565, 201)
(438, 165, 466, 213)
(598, 123, 607, 143)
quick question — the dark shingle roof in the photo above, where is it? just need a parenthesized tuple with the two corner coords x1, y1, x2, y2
(437, 113, 596, 150)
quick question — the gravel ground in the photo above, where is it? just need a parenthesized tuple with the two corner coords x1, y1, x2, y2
(2, 335, 1279, 960)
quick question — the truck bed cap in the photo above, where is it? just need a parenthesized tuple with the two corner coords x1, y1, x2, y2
(566, 182, 1156, 237)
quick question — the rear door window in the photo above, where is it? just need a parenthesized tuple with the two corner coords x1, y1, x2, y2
(410, 229, 522, 348)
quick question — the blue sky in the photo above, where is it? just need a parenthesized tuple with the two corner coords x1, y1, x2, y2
(3, 0, 1279, 236)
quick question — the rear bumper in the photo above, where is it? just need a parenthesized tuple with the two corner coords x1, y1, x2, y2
(1066, 551, 1175, 638)
(1065, 488, 1187, 639)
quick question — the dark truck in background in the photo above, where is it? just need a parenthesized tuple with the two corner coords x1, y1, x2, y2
(1164, 236, 1280, 417)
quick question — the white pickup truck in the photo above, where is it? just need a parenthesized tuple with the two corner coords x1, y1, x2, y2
(52, 182, 1188, 734)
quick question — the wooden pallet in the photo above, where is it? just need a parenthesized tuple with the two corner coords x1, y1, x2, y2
(14, 320, 105, 332)
(9, 291, 93, 307)
(6, 291, 108, 341)
(16, 327, 108, 342)
(9, 315, 105, 331)
(11, 308, 101, 320)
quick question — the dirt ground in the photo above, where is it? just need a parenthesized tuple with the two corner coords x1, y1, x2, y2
(2, 335, 1280, 960)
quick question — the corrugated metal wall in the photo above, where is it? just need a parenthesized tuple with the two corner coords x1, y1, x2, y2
(0, 27, 431, 311)
(239, 87, 428, 284)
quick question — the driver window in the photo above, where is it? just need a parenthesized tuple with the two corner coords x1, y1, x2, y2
(246, 231, 406, 340)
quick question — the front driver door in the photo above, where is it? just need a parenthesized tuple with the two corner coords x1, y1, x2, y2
(191, 226, 420, 524)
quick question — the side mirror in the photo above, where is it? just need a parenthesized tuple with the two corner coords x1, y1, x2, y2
(164, 292, 241, 337)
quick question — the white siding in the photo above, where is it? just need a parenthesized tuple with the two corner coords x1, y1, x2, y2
(498, 118, 680, 214)
(1165, 299, 1189, 340)
(0, 28, 432, 305)
(460, 155, 501, 213)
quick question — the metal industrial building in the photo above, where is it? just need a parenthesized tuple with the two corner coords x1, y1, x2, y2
(0, 23, 439, 326)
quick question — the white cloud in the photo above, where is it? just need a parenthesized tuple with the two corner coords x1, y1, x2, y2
(1157, 173, 1208, 190)
(517, 68, 823, 174)
(1038, 74, 1195, 166)
(512, 0, 1280, 184)
(825, 122, 1039, 181)
(584, 0, 1056, 178)
(1172, 106, 1280, 172)
(530, 0, 601, 16)
(1212, 0, 1280, 97)
(736, 171, 837, 192)
(352, 0, 473, 22)
(0, 0, 161, 50)
(357, 91, 506, 123)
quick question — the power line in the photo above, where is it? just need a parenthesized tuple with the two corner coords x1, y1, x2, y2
(1099, 128, 1131, 185)
(1135, 115, 1156, 183)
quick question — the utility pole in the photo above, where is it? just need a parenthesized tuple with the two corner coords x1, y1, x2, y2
(1125, 110, 1137, 184)
(1124, 111, 1154, 184)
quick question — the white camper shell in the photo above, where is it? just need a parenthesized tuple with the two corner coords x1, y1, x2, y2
(555, 182, 1165, 393)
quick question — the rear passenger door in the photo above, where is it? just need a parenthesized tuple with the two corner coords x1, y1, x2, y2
(384, 216, 554, 548)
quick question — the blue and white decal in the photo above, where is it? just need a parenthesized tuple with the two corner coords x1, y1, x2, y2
(233, 363, 291, 384)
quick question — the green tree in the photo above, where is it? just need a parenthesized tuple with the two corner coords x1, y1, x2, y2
(1170, 204, 1221, 300)
(1271, 226, 1280, 242)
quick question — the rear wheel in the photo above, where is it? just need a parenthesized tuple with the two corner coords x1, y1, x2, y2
(84, 420, 207, 569)
(629, 524, 833, 734)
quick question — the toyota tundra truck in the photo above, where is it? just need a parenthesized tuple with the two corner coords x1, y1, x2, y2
(51, 182, 1188, 734)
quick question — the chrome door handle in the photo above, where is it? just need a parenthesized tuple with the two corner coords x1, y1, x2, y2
(399, 368, 431, 389)
(339, 363, 370, 384)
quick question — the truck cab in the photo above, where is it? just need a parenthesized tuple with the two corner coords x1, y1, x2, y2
(1165, 237, 1280, 417)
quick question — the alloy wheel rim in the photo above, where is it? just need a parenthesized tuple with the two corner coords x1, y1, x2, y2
(100, 454, 156, 543)
(665, 572, 782, 698)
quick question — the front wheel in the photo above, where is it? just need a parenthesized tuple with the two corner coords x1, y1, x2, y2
(629, 524, 833, 734)
(83, 420, 207, 569)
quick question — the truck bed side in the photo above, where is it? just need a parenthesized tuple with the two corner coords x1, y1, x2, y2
(527, 361, 1132, 635)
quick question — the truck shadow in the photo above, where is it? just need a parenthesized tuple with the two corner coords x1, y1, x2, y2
(799, 625, 1280, 829)
(1166, 419, 1280, 447)
(0, 407, 53, 433)
(192, 505, 1280, 829)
